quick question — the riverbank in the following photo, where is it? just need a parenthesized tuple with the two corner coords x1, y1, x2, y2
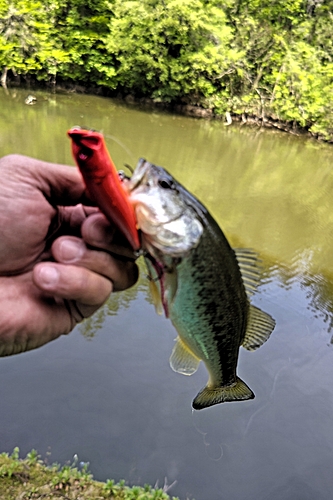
(5, 77, 321, 143)
(113, 91, 317, 140)
(0, 449, 178, 500)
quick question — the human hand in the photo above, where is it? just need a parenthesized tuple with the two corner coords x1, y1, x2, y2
(0, 155, 138, 356)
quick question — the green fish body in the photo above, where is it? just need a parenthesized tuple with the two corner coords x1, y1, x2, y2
(126, 159, 275, 410)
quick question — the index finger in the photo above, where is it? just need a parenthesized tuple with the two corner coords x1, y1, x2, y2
(4, 154, 93, 207)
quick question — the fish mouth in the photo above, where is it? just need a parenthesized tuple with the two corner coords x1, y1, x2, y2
(135, 205, 180, 233)
(126, 159, 186, 227)
(126, 158, 151, 191)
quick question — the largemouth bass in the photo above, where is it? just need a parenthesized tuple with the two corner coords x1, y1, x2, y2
(125, 159, 275, 410)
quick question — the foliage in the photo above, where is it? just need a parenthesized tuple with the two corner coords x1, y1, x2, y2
(105, 0, 241, 105)
(1, 0, 333, 138)
(49, 0, 114, 84)
(103, 478, 176, 499)
(0, 448, 179, 500)
(0, 0, 70, 83)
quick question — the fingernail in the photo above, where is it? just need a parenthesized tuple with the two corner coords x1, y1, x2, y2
(37, 265, 60, 288)
(59, 239, 84, 262)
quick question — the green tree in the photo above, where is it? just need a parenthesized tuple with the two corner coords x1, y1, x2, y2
(106, 0, 242, 106)
(49, 0, 114, 85)
(0, 0, 70, 87)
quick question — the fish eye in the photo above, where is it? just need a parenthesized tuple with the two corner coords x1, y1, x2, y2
(158, 179, 174, 189)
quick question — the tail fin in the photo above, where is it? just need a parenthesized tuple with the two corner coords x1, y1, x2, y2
(192, 377, 254, 410)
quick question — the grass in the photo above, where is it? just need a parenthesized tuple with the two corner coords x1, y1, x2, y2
(0, 448, 179, 500)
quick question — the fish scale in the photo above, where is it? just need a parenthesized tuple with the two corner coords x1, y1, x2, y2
(170, 234, 247, 381)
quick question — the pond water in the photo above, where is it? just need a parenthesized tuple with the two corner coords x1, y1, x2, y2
(1, 88, 333, 500)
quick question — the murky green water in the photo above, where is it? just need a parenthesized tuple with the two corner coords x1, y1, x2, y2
(1, 88, 333, 499)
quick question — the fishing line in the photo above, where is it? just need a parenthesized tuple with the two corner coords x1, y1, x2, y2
(191, 410, 224, 461)
(103, 133, 136, 164)
(243, 358, 292, 435)
(154, 478, 178, 494)
(123, 163, 134, 174)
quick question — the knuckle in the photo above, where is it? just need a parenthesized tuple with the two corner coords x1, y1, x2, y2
(113, 261, 139, 291)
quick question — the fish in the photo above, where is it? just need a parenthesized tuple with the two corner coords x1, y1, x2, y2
(124, 158, 275, 410)
(67, 127, 140, 251)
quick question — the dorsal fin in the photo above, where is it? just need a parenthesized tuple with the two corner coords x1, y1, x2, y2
(234, 248, 262, 298)
(242, 305, 276, 351)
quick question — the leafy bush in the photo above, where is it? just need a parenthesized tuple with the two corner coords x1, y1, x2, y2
(105, 0, 242, 105)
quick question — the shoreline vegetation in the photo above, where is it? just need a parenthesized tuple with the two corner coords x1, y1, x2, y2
(1, 0, 333, 141)
(0, 448, 179, 500)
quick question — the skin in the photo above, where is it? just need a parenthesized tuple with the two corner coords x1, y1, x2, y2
(0, 154, 138, 356)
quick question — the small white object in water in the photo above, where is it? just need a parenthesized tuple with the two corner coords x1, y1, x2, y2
(225, 111, 232, 125)
(25, 95, 37, 105)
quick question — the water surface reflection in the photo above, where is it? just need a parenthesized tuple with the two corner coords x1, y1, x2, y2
(0, 89, 333, 500)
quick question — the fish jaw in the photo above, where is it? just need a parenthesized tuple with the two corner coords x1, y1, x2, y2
(126, 159, 185, 226)
(126, 159, 203, 257)
(68, 127, 141, 251)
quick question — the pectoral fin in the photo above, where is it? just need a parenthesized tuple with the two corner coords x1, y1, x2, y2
(170, 337, 200, 375)
(242, 305, 276, 351)
(148, 279, 163, 315)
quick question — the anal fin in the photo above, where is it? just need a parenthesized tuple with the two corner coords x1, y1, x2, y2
(242, 305, 276, 351)
(170, 337, 200, 376)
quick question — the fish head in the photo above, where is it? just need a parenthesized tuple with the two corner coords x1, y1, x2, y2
(125, 159, 203, 256)
(67, 127, 107, 179)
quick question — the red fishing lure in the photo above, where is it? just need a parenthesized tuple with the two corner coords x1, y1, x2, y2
(68, 127, 140, 251)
